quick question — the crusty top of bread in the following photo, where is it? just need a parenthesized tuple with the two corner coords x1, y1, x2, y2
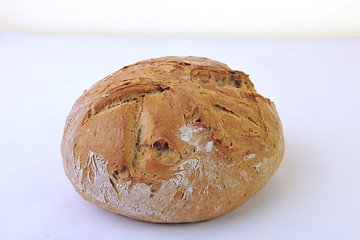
(61, 56, 284, 222)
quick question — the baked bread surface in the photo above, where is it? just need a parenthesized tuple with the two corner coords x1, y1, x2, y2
(61, 56, 284, 223)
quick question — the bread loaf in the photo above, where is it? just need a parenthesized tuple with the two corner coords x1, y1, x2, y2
(61, 56, 284, 223)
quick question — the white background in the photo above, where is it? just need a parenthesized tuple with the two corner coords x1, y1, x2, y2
(0, 32, 359, 239)
(1, 0, 360, 38)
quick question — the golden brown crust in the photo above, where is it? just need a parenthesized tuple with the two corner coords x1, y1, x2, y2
(61, 56, 284, 223)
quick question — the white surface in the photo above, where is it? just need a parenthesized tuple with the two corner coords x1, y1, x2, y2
(1, 0, 360, 38)
(0, 32, 359, 239)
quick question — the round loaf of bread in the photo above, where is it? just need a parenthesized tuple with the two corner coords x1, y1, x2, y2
(61, 56, 284, 223)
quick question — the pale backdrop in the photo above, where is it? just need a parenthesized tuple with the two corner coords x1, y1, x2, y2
(1, 0, 359, 38)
